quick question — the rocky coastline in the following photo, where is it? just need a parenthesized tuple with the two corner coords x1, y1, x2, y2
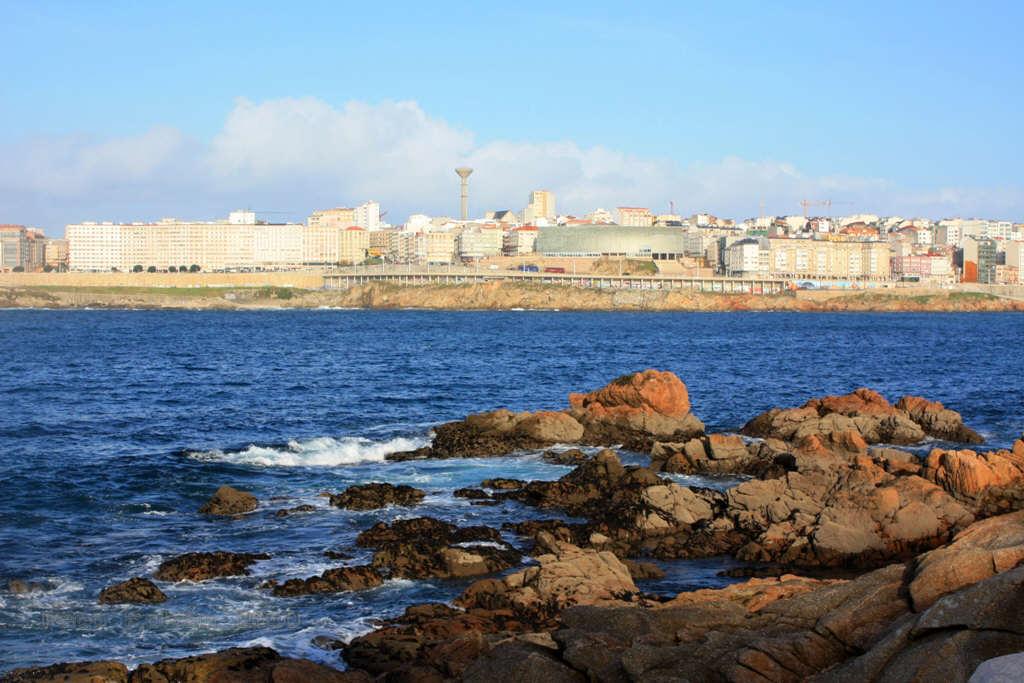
(3, 281, 1024, 312)
(6, 370, 1024, 682)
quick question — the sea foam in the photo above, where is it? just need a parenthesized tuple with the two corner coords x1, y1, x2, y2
(189, 435, 427, 468)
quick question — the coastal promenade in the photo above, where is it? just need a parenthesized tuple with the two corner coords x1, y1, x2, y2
(323, 265, 789, 295)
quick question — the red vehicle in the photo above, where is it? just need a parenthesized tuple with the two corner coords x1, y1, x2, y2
(543, 267, 566, 273)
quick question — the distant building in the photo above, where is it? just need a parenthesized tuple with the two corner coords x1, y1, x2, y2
(0, 225, 28, 270)
(616, 207, 654, 227)
(767, 238, 890, 280)
(586, 208, 615, 224)
(523, 191, 555, 225)
(484, 210, 519, 225)
(353, 201, 381, 231)
(503, 226, 539, 256)
(457, 226, 503, 259)
(308, 207, 356, 230)
(962, 237, 997, 283)
(418, 231, 455, 264)
(44, 239, 69, 271)
(535, 225, 686, 260)
(724, 238, 769, 276)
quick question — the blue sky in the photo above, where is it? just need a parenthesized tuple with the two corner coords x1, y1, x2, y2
(2, 1, 1022, 230)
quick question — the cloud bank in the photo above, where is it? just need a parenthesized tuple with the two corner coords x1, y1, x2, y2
(1, 97, 1021, 232)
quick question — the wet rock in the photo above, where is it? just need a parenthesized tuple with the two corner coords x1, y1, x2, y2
(355, 517, 518, 580)
(404, 409, 586, 460)
(274, 504, 317, 518)
(328, 483, 425, 511)
(7, 579, 47, 594)
(480, 478, 525, 490)
(153, 551, 270, 582)
(269, 565, 383, 597)
(453, 487, 491, 499)
(323, 550, 352, 560)
(1, 661, 130, 682)
(543, 448, 590, 466)
(198, 485, 258, 516)
(98, 577, 167, 605)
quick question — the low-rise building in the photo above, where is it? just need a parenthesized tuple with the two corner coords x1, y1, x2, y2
(536, 225, 686, 260)
(44, 238, 69, 271)
(616, 207, 654, 228)
(0, 224, 28, 270)
(724, 238, 769, 276)
(503, 226, 539, 256)
(767, 238, 890, 280)
(457, 226, 504, 259)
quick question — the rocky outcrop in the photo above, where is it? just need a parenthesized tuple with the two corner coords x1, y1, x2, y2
(649, 433, 788, 476)
(455, 535, 642, 618)
(568, 370, 704, 447)
(742, 387, 982, 446)
(543, 448, 590, 466)
(98, 578, 167, 605)
(924, 447, 1024, 501)
(355, 517, 520, 580)
(266, 565, 383, 597)
(387, 370, 703, 459)
(153, 551, 270, 582)
(897, 395, 985, 443)
(198, 485, 257, 516)
(327, 483, 425, 510)
(3, 647, 361, 683)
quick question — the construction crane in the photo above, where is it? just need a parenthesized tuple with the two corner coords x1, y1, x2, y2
(799, 199, 853, 217)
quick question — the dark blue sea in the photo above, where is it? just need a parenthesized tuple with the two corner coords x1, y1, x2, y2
(1, 310, 1022, 671)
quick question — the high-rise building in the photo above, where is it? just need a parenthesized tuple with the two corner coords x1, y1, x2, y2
(0, 225, 28, 270)
(962, 237, 997, 283)
(523, 190, 555, 224)
(354, 201, 381, 230)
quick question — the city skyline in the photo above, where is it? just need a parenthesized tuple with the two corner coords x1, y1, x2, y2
(2, 2, 1023, 230)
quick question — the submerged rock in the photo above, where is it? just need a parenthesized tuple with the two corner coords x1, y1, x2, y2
(98, 577, 167, 605)
(153, 551, 270, 582)
(198, 485, 258, 516)
(328, 483, 425, 510)
(274, 504, 318, 517)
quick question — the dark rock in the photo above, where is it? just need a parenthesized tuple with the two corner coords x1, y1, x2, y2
(543, 449, 590, 466)
(153, 551, 270, 582)
(481, 478, 525, 490)
(453, 487, 491, 500)
(323, 550, 353, 560)
(270, 565, 383, 597)
(198, 485, 258, 516)
(274, 504, 317, 518)
(98, 577, 167, 605)
(622, 559, 665, 580)
(328, 483, 425, 511)
(1, 661, 130, 682)
(463, 640, 586, 683)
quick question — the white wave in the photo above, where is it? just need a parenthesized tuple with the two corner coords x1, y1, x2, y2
(189, 435, 428, 468)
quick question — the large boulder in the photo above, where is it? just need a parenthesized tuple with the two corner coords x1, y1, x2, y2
(153, 551, 270, 582)
(98, 577, 167, 605)
(515, 411, 585, 443)
(568, 370, 704, 446)
(1, 661, 130, 682)
(327, 483, 425, 510)
(198, 485, 258, 516)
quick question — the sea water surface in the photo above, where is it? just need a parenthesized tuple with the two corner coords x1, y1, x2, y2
(1, 310, 1022, 670)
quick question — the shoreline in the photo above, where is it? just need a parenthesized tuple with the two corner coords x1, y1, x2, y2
(2, 281, 1024, 312)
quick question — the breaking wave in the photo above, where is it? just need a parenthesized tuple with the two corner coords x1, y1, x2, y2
(187, 435, 427, 467)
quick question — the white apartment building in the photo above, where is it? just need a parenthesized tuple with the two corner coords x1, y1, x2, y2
(457, 226, 503, 259)
(354, 201, 381, 231)
(417, 231, 455, 264)
(616, 207, 654, 227)
(724, 238, 768, 276)
(523, 190, 555, 224)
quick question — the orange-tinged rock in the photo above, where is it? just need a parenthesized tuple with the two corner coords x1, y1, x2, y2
(810, 388, 895, 417)
(1014, 439, 1024, 459)
(568, 369, 691, 418)
(923, 448, 1024, 498)
(658, 574, 841, 613)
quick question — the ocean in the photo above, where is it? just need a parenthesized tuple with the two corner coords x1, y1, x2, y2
(1, 309, 1021, 670)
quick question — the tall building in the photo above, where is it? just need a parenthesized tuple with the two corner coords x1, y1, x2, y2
(44, 239, 70, 271)
(523, 190, 555, 224)
(308, 207, 356, 230)
(0, 225, 28, 270)
(353, 201, 381, 230)
(616, 207, 654, 227)
(766, 238, 890, 280)
(962, 237, 997, 283)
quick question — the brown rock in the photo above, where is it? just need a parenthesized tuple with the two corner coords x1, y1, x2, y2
(98, 577, 167, 605)
(198, 485, 258, 516)
(2, 661, 129, 682)
(153, 551, 270, 582)
(897, 394, 984, 443)
(274, 504, 317, 518)
(923, 447, 1024, 499)
(328, 483, 425, 510)
(515, 411, 585, 443)
(269, 565, 383, 597)
(568, 369, 692, 418)
(542, 448, 590, 466)
(130, 646, 353, 682)
(622, 559, 666, 580)
(907, 509, 1024, 610)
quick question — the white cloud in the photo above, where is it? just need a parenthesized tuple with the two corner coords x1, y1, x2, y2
(0, 97, 1021, 231)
